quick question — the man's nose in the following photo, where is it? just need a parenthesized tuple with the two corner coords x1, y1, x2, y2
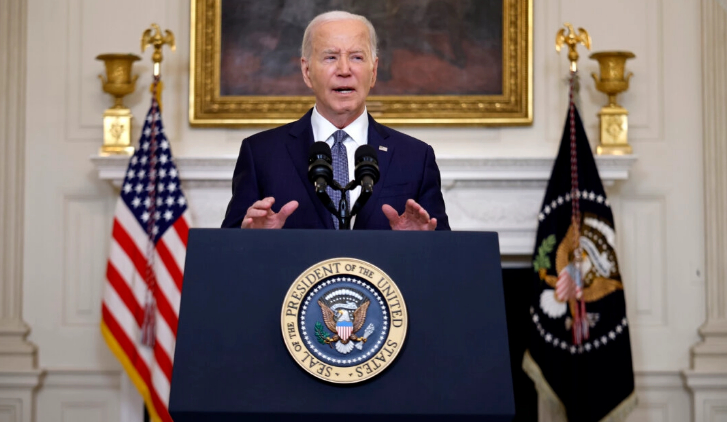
(337, 58, 352, 76)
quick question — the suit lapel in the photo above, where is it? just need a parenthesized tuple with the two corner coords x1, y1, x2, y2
(286, 110, 335, 229)
(354, 115, 393, 229)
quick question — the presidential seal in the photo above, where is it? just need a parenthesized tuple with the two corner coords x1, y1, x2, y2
(281, 258, 407, 384)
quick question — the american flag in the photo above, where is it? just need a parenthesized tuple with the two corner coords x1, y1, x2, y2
(101, 87, 191, 422)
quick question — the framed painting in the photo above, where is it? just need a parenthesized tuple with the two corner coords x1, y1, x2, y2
(189, 0, 532, 126)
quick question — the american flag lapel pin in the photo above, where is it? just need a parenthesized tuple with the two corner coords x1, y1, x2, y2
(379, 146, 388, 152)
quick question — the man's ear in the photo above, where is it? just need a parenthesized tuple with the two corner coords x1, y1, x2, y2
(370, 57, 378, 88)
(301, 57, 313, 89)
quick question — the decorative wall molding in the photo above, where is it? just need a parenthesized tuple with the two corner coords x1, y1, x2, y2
(65, 0, 100, 141)
(0, 1, 42, 421)
(620, 197, 667, 327)
(693, 0, 727, 373)
(62, 195, 113, 327)
(41, 369, 120, 389)
(0, 399, 20, 422)
(0, 370, 44, 422)
(0, 0, 36, 371)
(681, 2, 727, 422)
(684, 371, 727, 422)
(36, 369, 122, 422)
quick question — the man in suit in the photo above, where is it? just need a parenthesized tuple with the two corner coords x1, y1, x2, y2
(221, 10, 450, 231)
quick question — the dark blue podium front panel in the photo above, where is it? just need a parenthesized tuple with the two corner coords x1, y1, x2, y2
(170, 230, 513, 421)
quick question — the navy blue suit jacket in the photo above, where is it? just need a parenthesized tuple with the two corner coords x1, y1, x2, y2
(221, 110, 450, 230)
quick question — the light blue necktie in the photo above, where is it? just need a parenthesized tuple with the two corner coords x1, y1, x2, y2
(327, 130, 350, 229)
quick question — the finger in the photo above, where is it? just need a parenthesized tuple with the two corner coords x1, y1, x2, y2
(427, 217, 437, 231)
(381, 204, 400, 224)
(277, 200, 299, 219)
(241, 217, 254, 229)
(250, 197, 275, 210)
(417, 206, 431, 223)
(404, 199, 420, 217)
(245, 208, 269, 218)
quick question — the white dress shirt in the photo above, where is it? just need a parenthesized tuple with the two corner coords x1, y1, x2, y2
(310, 106, 369, 222)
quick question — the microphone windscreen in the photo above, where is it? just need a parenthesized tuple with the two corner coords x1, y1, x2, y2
(309, 141, 332, 163)
(354, 144, 379, 185)
(354, 144, 378, 164)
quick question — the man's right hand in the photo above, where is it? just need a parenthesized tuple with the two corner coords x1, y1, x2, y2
(241, 197, 298, 229)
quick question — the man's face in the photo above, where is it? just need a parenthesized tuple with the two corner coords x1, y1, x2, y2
(301, 19, 378, 128)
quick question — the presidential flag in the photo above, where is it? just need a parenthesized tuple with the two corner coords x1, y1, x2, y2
(101, 80, 191, 422)
(523, 74, 636, 421)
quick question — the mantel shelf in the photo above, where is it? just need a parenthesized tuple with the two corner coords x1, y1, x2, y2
(90, 154, 637, 186)
(90, 154, 636, 257)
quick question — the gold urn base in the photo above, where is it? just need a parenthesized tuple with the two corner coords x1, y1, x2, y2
(100, 107, 135, 156)
(596, 105, 633, 155)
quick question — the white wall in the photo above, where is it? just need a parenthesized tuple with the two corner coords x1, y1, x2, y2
(20, 0, 706, 420)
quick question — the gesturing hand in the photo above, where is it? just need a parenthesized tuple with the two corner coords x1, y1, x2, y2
(382, 199, 438, 231)
(241, 197, 299, 229)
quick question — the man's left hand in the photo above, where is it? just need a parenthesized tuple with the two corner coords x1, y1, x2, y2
(382, 199, 438, 231)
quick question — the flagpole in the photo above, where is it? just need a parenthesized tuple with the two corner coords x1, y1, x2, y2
(556, 23, 592, 345)
(139, 25, 175, 347)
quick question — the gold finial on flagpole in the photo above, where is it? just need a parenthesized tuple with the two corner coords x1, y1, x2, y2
(555, 23, 591, 72)
(141, 24, 175, 77)
(141, 24, 175, 110)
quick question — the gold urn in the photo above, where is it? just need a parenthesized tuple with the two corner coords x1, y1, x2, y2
(96, 53, 141, 156)
(590, 51, 635, 155)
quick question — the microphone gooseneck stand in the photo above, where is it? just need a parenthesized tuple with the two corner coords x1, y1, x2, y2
(308, 143, 379, 230)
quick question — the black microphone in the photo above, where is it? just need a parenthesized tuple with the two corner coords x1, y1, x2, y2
(351, 145, 379, 216)
(307, 142, 338, 217)
(308, 142, 334, 190)
(354, 145, 379, 193)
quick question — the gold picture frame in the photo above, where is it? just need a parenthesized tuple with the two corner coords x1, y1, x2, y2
(189, 0, 532, 127)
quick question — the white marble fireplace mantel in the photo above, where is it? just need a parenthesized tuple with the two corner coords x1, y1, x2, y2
(91, 154, 636, 257)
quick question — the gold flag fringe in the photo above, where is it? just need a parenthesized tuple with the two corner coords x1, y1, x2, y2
(522, 350, 638, 422)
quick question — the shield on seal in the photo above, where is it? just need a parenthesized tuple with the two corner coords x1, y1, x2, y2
(336, 321, 353, 341)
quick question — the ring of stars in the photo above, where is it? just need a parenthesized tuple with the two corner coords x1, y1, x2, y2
(529, 306, 628, 354)
(538, 190, 610, 222)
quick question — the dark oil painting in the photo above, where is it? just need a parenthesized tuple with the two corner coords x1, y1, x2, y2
(219, 0, 503, 97)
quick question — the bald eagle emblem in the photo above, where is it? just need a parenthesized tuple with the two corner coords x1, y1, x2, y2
(315, 288, 374, 354)
(536, 213, 623, 330)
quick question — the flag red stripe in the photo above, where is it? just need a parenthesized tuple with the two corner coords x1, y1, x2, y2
(113, 219, 149, 281)
(149, 386, 174, 422)
(102, 304, 151, 384)
(106, 262, 144, 326)
(104, 305, 172, 422)
(154, 342, 174, 382)
(113, 219, 180, 335)
(156, 240, 183, 291)
(173, 218, 189, 246)
(155, 288, 178, 336)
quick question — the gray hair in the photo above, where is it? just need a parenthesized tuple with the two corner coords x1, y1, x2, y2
(301, 11, 378, 60)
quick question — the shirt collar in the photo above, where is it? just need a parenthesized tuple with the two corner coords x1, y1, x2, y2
(311, 106, 369, 146)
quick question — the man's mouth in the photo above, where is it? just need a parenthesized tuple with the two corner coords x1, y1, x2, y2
(333, 87, 355, 94)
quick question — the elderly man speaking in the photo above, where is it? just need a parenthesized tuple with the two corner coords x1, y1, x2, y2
(221, 11, 450, 231)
